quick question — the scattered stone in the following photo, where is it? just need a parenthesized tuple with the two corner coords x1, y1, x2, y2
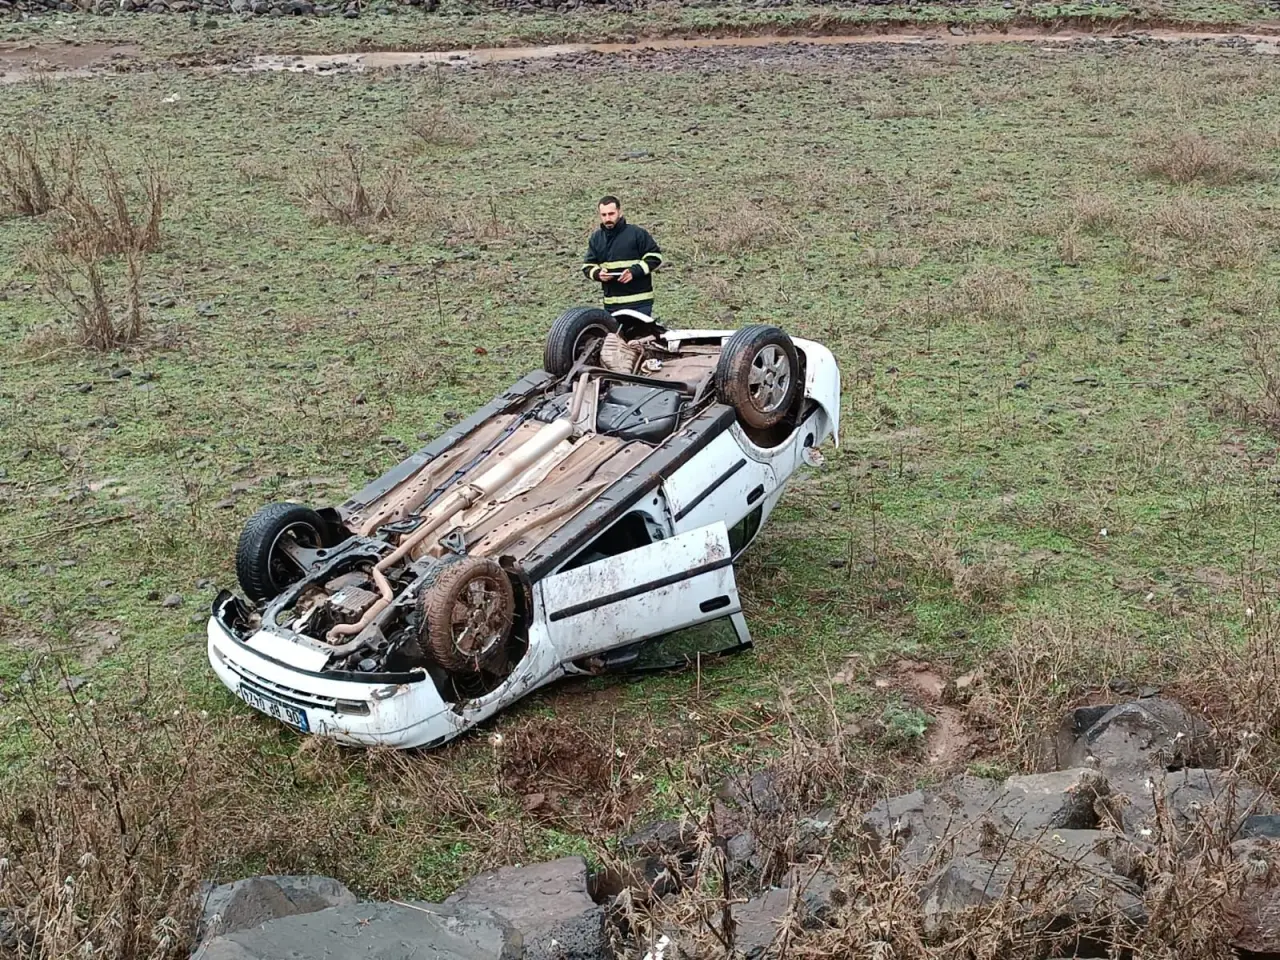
(446, 856, 603, 960)
(110, 367, 131, 379)
(214, 498, 238, 510)
(196, 578, 214, 590)
(719, 769, 784, 818)
(620, 819, 697, 857)
(61, 676, 88, 694)
(162, 593, 183, 608)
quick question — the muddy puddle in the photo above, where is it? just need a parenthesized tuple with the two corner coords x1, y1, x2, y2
(1, 25, 1278, 84)
(0, 40, 140, 84)
(244, 26, 1280, 77)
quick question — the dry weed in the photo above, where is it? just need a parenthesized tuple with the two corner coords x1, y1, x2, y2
(693, 200, 801, 256)
(1067, 191, 1121, 234)
(407, 104, 480, 149)
(300, 144, 406, 227)
(860, 246, 923, 271)
(0, 129, 82, 218)
(1137, 132, 1263, 186)
(52, 146, 166, 260)
(36, 248, 147, 351)
(947, 265, 1031, 324)
(1143, 198, 1265, 270)
(0, 683, 212, 960)
(916, 529, 1021, 608)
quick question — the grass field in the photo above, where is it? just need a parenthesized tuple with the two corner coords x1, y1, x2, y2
(2, 19, 1280, 956)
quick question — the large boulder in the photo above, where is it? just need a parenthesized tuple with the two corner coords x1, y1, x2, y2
(194, 901, 522, 960)
(1103, 768, 1276, 840)
(1055, 699, 1216, 776)
(445, 856, 607, 960)
(197, 875, 357, 941)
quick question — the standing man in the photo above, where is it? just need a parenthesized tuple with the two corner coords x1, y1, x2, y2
(581, 196, 664, 321)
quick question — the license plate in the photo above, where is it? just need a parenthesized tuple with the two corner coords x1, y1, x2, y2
(238, 683, 310, 732)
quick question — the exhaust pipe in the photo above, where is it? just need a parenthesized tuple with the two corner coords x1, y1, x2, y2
(326, 375, 589, 643)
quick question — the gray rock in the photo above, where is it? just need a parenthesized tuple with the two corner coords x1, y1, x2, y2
(859, 775, 1004, 866)
(61, 676, 88, 694)
(727, 831, 757, 867)
(921, 839, 1144, 938)
(197, 875, 356, 941)
(1108, 768, 1276, 840)
(718, 769, 784, 817)
(1238, 815, 1280, 840)
(1226, 839, 1280, 952)
(163, 593, 183, 608)
(994, 768, 1109, 834)
(445, 857, 603, 960)
(727, 870, 840, 959)
(1056, 699, 1216, 775)
(620, 819, 696, 857)
(197, 901, 521, 960)
(590, 856, 678, 905)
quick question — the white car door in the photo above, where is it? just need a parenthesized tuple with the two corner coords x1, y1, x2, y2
(536, 521, 742, 665)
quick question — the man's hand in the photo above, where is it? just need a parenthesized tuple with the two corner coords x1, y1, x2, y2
(598, 270, 614, 281)
(618, 269, 633, 284)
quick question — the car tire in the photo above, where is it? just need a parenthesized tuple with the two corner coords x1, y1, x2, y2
(544, 306, 619, 376)
(235, 502, 327, 603)
(420, 556, 515, 673)
(714, 325, 802, 431)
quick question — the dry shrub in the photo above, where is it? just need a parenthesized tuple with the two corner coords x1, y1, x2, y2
(1138, 132, 1263, 186)
(923, 219, 1018, 261)
(0, 129, 82, 218)
(946, 265, 1031, 325)
(1143, 198, 1265, 270)
(1057, 227, 1087, 266)
(407, 104, 479, 149)
(915, 530, 1021, 608)
(1234, 121, 1280, 155)
(860, 246, 923, 271)
(52, 147, 166, 260)
(300, 144, 406, 227)
(0, 685, 212, 960)
(1219, 327, 1280, 439)
(1066, 190, 1120, 234)
(36, 248, 146, 351)
(694, 200, 801, 256)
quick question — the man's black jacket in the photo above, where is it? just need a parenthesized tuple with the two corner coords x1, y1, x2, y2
(581, 218, 664, 307)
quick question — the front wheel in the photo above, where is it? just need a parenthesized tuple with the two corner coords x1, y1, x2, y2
(419, 556, 515, 673)
(235, 502, 327, 603)
(544, 306, 619, 376)
(714, 325, 801, 431)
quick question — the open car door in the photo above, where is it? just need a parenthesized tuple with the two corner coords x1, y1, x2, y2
(536, 521, 748, 666)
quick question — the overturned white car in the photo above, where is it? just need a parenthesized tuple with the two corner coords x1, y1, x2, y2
(207, 308, 840, 748)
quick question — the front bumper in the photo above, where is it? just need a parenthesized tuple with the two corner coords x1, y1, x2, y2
(206, 617, 463, 750)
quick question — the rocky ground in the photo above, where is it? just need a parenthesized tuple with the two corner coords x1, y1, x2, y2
(184, 697, 1280, 958)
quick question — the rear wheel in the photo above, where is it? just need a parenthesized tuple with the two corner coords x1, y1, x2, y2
(235, 502, 326, 603)
(714, 325, 801, 431)
(544, 306, 619, 376)
(419, 556, 515, 673)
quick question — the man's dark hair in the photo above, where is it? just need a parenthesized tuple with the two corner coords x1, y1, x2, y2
(598, 195, 621, 209)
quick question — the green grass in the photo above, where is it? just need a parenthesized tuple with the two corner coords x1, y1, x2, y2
(2, 35, 1279, 906)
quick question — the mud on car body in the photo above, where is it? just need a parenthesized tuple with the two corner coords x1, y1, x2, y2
(207, 308, 841, 749)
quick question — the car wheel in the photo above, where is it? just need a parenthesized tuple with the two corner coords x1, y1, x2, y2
(420, 556, 515, 673)
(714, 325, 801, 431)
(544, 306, 619, 376)
(235, 502, 327, 603)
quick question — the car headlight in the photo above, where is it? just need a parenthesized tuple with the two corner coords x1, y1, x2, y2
(334, 699, 372, 716)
